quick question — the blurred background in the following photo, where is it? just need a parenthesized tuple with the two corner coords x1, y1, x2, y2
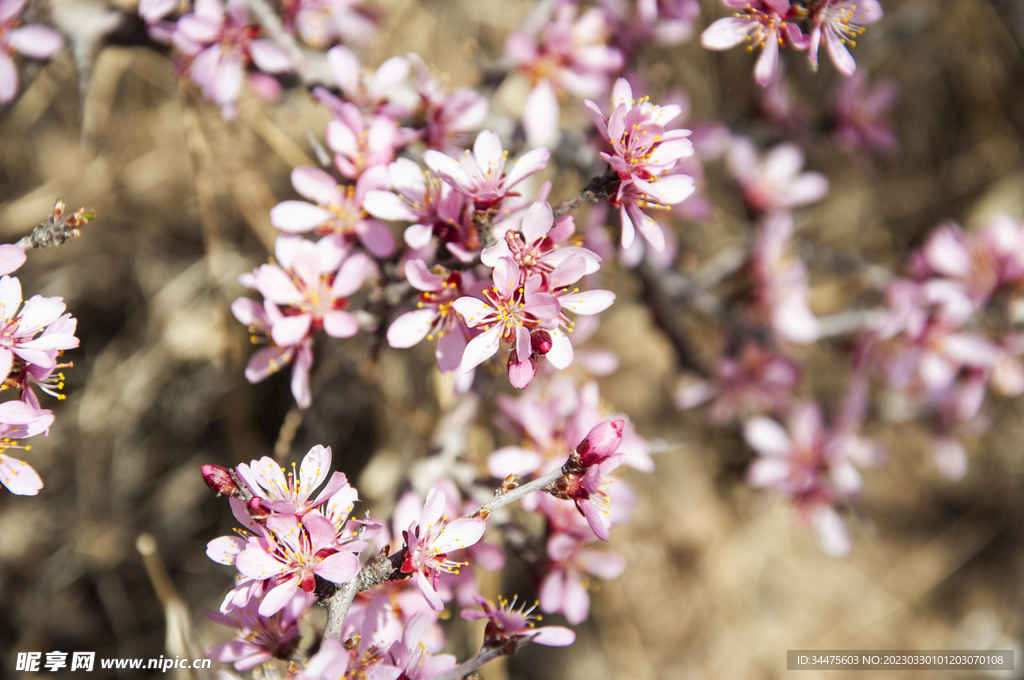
(3, 0, 1024, 678)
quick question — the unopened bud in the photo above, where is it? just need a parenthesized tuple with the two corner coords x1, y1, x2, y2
(201, 465, 240, 497)
(530, 330, 553, 355)
(575, 419, 625, 467)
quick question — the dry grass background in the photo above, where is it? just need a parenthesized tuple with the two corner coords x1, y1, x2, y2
(2, 0, 1024, 678)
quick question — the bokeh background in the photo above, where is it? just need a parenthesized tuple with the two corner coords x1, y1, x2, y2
(3, 0, 1024, 678)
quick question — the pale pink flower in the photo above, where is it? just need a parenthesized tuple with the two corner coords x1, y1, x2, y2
(0, 401, 53, 495)
(701, 0, 807, 87)
(424, 130, 550, 210)
(296, 597, 400, 680)
(10, 312, 76, 409)
(326, 101, 401, 180)
(482, 201, 601, 280)
(452, 257, 560, 384)
(674, 342, 800, 423)
(207, 591, 315, 671)
(727, 137, 829, 215)
(399, 486, 486, 611)
(808, 0, 882, 76)
(0, 276, 80, 377)
(743, 401, 862, 556)
(235, 512, 362, 616)
(386, 260, 471, 373)
(270, 165, 396, 257)
(240, 235, 374, 348)
(231, 297, 313, 407)
(506, 5, 624, 146)
(319, 45, 408, 115)
(385, 612, 457, 680)
(234, 445, 350, 517)
(462, 594, 576, 648)
(585, 78, 696, 250)
(409, 53, 487, 155)
(909, 221, 1001, 305)
(285, 0, 376, 51)
(538, 532, 625, 624)
(750, 212, 819, 344)
(0, 0, 63, 103)
(552, 453, 625, 541)
(602, 0, 701, 52)
(363, 158, 468, 250)
(833, 71, 899, 155)
(173, 0, 291, 119)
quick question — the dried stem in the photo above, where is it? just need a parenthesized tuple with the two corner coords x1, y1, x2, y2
(552, 170, 620, 218)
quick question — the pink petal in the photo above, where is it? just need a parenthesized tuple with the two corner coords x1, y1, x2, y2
(415, 569, 444, 611)
(327, 45, 360, 96)
(332, 252, 374, 298)
(452, 297, 491, 327)
(7, 25, 63, 59)
(404, 259, 444, 292)
(291, 166, 340, 206)
(363, 190, 417, 221)
(531, 626, 576, 646)
(314, 551, 360, 583)
(258, 577, 300, 617)
(753, 32, 780, 87)
(206, 536, 246, 565)
(387, 309, 435, 348)
(249, 39, 291, 74)
(271, 314, 312, 346)
(0, 52, 18, 103)
(503, 147, 550, 189)
(434, 517, 486, 553)
(523, 80, 561, 147)
(0, 454, 42, 495)
(700, 17, 751, 50)
(560, 290, 615, 315)
(355, 219, 396, 258)
(545, 329, 574, 369)
(323, 310, 359, 338)
(0, 245, 26, 276)
(270, 201, 331, 233)
(460, 326, 501, 372)
(235, 547, 288, 580)
(743, 417, 791, 457)
(521, 201, 554, 244)
(487, 446, 544, 477)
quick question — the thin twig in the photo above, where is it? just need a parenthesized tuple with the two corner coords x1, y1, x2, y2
(431, 647, 506, 680)
(552, 170, 620, 218)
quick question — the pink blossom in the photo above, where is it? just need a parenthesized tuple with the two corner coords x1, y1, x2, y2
(552, 453, 625, 541)
(538, 532, 625, 624)
(727, 137, 829, 215)
(451, 257, 560, 384)
(234, 445, 350, 517)
(173, 0, 291, 119)
(572, 419, 625, 468)
(701, 0, 807, 87)
(270, 165, 396, 257)
(284, 1, 377, 51)
(833, 71, 899, 155)
(326, 101, 401, 180)
(319, 45, 408, 115)
(674, 342, 799, 423)
(235, 512, 362, 616)
(0, 0, 63, 103)
(0, 400, 53, 495)
(482, 201, 602, 280)
(240, 235, 374, 349)
(296, 597, 400, 680)
(462, 594, 576, 648)
(399, 486, 486, 611)
(409, 53, 488, 154)
(423, 130, 550, 210)
(507, 5, 624, 146)
(585, 79, 696, 250)
(743, 402, 862, 556)
(231, 297, 313, 407)
(207, 591, 315, 670)
(363, 158, 468, 250)
(385, 612, 457, 679)
(749, 212, 819, 343)
(808, 0, 882, 76)
(9, 311, 76, 409)
(0, 276, 80, 377)
(603, 0, 701, 52)
(386, 260, 471, 373)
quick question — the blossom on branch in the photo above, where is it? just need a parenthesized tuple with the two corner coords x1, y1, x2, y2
(0, 0, 63, 103)
(700, 0, 807, 87)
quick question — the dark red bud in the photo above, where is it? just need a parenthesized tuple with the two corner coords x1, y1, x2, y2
(530, 329, 553, 355)
(576, 419, 625, 467)
(201, 465, 240, 497)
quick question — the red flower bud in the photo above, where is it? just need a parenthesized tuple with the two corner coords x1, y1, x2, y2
(530, 329, 553, 355)
(247, 497, 272, 519)
(201, 465, 240, 497)
(575, 419, 625, 467)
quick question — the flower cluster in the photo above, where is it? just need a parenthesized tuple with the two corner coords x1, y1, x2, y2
(586, 78, 696, 252)
(701, 0, 883, 86)
(0, 202, 84, 496)
(869, 215, 1024, 479)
